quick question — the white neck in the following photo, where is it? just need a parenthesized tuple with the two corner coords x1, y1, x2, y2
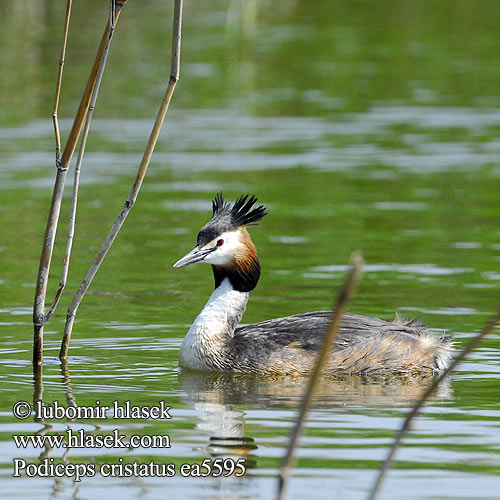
(179, 278, 249, 370)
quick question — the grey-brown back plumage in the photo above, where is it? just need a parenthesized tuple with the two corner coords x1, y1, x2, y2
(224, 311, 452, 375)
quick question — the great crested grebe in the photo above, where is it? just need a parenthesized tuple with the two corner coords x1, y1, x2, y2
(173, 193, 453, 375)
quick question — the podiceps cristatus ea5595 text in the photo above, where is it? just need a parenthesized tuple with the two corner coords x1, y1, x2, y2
(173, 193, 453, 375)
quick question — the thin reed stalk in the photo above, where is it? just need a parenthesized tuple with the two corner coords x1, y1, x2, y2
(59, 0, 184, 360)
(33, 1, 127, 365)
(367, 307, 500, 500)
(278, 252, 363, 500)
(52, 0, 72, 162)
(45, 1, 119, 324)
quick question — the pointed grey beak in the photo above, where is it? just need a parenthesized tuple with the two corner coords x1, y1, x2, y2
(173, 246, 214, 268)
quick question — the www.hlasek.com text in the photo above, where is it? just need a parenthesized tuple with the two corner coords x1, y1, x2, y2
(13, 428, 171, 450)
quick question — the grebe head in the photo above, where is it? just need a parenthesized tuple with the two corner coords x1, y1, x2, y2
(173, 193, 267, 292)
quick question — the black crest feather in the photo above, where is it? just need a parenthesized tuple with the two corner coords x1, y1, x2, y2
(212, 192, 229, 217)
(212, 192, 267, 228)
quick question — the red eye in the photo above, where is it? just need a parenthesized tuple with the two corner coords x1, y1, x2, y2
(217, 239, 224, 247)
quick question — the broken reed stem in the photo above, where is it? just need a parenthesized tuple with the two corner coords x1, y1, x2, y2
(59, 0, 184, 360)
(52, 0, 73, 161)
(278, 252, 363, 500)
(367, 306, 500, 500)
(45, 1, 119, 324)
(32, 1, 127, 366)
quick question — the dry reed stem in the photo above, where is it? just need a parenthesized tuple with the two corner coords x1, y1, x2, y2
(45, 1, 120, 324)
(367, 306, 500, 500)
(52, 0, 72, 162)
(59, 0, 184, 360)
(33, 2, 127, 366)
(59, 2, 126, 169)
(278, 252, 364, 500)
(43, 146, 82, 325)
